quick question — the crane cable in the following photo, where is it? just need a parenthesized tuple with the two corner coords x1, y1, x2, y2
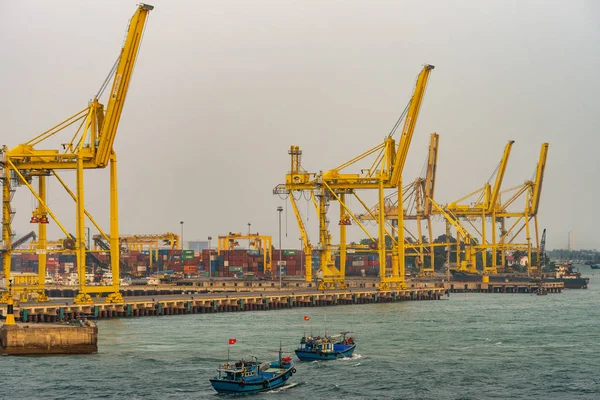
(419, 146, 428, 179)
(387, 100, 410, 139)
(96, 13, 151, 100)
(276, 191, 290, 200)
(487, 159, 501, 185)
(96, 55, 120, 99)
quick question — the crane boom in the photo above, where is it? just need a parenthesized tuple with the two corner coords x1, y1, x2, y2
(429, 199, 474, 244)
(390, 64, 435, 187)
(539, 228, 546, 268)
(423, 133, 439, 215)
(289, 194, 313, 282)
(487, 140, 514, 213)
(530, 143, 549, 215)
(95, 3, 154, 167)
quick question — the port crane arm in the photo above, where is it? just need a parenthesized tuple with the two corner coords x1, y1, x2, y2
(529, 143, 548, 215)
(487, 140, 514, 213)
(389, 64, 435, 187)
(289, 193, 313, 254)
(289, 193, 314, 281)
(95, 3, 154, 167)
(7, 3, 154, 170)
(423, 133, 439, 215)
(539, 228, 546, 268)
(429, 198, 475, 245)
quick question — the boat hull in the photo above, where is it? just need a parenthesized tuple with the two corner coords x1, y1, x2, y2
(295, 344, 356, 361)
(450, 270, 538, 283)
(209, 367, 294, 394)
(544, 277, 589, 289)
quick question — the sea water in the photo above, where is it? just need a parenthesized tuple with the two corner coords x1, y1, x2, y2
(3, 267, 599, 399)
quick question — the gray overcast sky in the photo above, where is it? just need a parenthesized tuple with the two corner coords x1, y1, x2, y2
(1, 0, 598, 250)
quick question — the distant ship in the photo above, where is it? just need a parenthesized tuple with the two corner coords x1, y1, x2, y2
(543, 263, 589, 289)
(590, 264, 600, 270)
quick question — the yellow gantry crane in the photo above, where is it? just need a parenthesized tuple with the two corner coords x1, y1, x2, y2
(429, 199, 478, 272)
(494, 143, 549, 276)
(356, 133, 440, 276)
(1, 4, 154, 304)
(275, 64, 435, 290)
(93, 232, 179, 270)
(444, 140, 515, 274)
(217, 233, 273, 275)
(289, 193, 313, 282)
(29, 239, 66, 251)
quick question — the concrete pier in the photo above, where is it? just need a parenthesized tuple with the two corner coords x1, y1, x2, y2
(3, 287, 446, 324)
(446, 281, 564, 294)
(42, 278, 417, 298)
(0, 322, 97, 355)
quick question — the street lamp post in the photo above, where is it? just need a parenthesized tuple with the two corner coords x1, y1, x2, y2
(180, 221, 184, 250)
(208, 236, 212, 278)
(248, 222, 251, 236)
(277, 206, 283, 289)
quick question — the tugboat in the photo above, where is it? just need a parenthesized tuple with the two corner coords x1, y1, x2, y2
(295, 331, 356, 361)
(543, 263, 589, 289)
(209, 347, 296, 394)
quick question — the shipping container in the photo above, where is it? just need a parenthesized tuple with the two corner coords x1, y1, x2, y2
(184, 265, 198, 274)
(59, 254, 76, 263)
(182, 250, 195, 260)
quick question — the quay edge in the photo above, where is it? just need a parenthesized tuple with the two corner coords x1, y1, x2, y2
(0, 322, 97, 355)
(3, 287, 445, 324)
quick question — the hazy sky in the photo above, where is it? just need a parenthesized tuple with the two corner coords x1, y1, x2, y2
(1, 0, 598, 251)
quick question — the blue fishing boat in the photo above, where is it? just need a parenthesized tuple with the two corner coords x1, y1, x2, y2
(209, 347, 296, 394)
(295, 331, 356, 361)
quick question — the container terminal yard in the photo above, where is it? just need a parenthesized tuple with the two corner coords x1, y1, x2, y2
(0, 3, 565, 330)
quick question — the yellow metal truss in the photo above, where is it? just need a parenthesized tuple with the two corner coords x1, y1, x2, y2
(217, 233, 273, 276)
(276, 65, 435, 290)
(0, 4, 155, 304)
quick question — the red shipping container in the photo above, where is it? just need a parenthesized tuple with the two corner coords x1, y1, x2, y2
(184, 265, 198, 274)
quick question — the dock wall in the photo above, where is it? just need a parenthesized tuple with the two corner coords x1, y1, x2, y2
(7, 288, 445, 324)
(0, 324, 97, 355)
(446, 281, 563, 293)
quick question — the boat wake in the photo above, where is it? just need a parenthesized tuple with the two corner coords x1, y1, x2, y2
(339, 353, 362, 361)
(266, 382, 298, 393)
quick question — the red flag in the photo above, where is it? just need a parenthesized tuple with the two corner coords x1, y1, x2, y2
(304, 315, 309, 321)
(228, 338, 236, 345)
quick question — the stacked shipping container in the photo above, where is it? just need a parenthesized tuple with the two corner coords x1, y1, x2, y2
(4, 249, 390, 279)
